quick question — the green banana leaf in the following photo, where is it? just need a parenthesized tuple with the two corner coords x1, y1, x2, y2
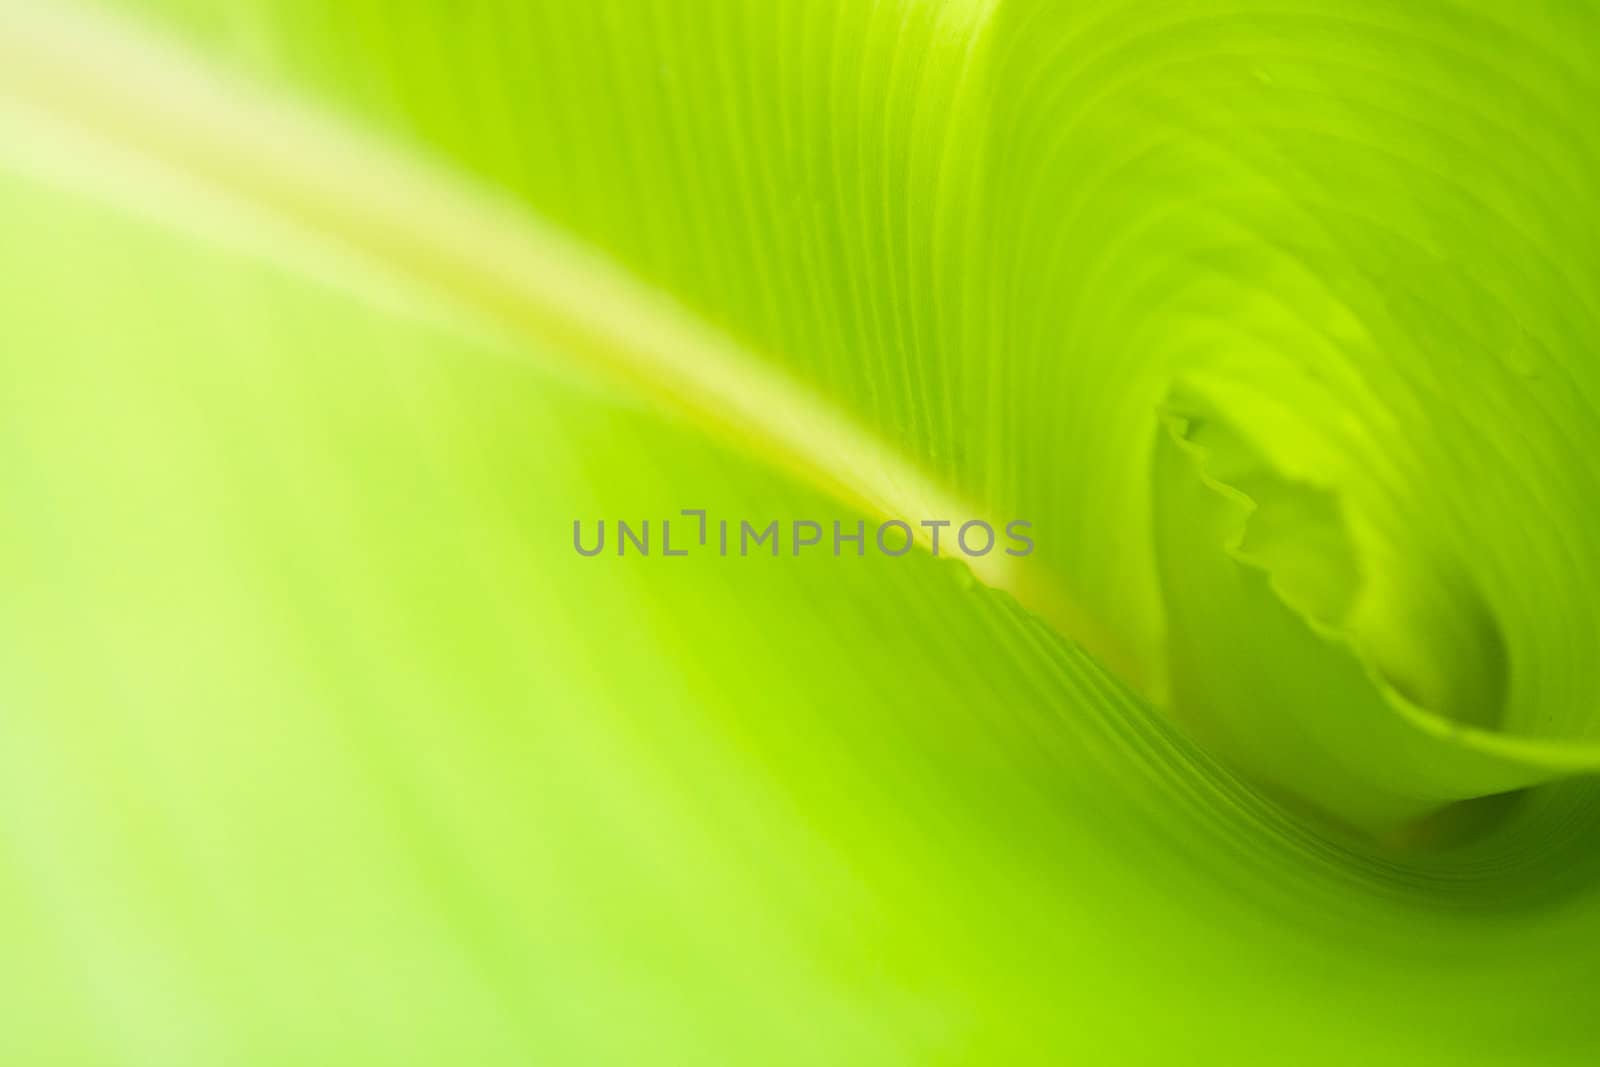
(5, 0, 1600, 1062)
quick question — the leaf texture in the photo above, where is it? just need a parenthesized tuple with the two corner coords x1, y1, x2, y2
(5, 0, 1600, 1063)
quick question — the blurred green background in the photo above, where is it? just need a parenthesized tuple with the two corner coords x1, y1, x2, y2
(5, 1, 1600, 1062)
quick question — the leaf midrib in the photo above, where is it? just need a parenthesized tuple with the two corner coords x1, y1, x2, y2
(0, 1, 1135, 684)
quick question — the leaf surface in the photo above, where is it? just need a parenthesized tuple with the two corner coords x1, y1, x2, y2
(6, 0, 1600, 1062)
